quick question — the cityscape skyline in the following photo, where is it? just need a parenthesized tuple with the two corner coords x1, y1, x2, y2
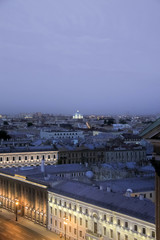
(0, 0, 160, 115)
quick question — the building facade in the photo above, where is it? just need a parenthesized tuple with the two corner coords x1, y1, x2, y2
(0, 172, 48, 226)
(48, 190, 155, 240)
(0, 150, 58, 168)
(40, 130, 84, 140)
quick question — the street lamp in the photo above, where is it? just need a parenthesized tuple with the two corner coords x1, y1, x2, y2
(15, 199, 19, 221)
(63, 216, 68, 240)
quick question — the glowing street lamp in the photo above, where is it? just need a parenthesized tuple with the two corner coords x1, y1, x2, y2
(15, 199, 19, 221)
(63, 216, 68, 240)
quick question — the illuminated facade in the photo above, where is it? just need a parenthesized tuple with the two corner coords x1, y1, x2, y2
(0, 173, 48, 226)
(0, 150, 58, 168)
(48, 189, 155, 240)
(73, 110, 83, 119)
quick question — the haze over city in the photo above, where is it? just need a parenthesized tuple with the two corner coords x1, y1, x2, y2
(0, 0, 160, 115)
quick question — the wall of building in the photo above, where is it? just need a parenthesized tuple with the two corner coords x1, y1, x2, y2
(0, 174, 47, 226)
(48, 191, 155, 240)
(0, 151, 58, 168)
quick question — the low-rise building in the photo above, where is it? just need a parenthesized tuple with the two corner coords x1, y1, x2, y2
(40, 130, 84, 140)
(0, 148, 58, 168)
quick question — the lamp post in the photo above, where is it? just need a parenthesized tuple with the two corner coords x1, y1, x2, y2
(63, 216, 68, 240)
(15, 199, 19, 221)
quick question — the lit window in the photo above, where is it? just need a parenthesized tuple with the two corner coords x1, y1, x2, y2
(80, 218, 82, 226)
(117, 219, 121, 226)
(125, 222, 128, 228)
(85, 220, 88, 228)
(142, 228, 146, 235)
(125, 235, 128, 240)
(152, 231, 155, 238)
(117, 232, 120, 240)
(110, 229, 113, 238)
(134, 225, 138, 232)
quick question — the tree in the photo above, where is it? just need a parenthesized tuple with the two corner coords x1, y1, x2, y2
(0, 130, 11, 140)
(27, 122, 33, 127)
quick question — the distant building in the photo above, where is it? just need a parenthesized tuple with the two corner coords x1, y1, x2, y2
(0, 148, 58, 168)
(40, 130, 84, 140)
(73, 110, 83, 119)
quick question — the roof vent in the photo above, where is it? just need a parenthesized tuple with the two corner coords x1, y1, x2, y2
(139, 194, 144, 200)
(125, 189, 133, 197)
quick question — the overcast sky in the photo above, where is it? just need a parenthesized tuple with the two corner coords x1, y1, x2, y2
(0, 0, 160, 115)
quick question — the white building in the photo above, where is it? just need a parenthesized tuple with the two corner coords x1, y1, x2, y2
(73, 110, 83, 119)
(48, 181, 155, 240)
(0, 149, 58, 168)
(40, 130, 84, 140)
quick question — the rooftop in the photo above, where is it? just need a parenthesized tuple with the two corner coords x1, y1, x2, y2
(49, 180, 155, 224)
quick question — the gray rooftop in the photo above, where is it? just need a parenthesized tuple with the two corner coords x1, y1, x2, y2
(97, 177, 155, 193)
(49, 180, 155, 224)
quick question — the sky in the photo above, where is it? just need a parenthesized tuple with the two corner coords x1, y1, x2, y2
(0, 0, 160, 115)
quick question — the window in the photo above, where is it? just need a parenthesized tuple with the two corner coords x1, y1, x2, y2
(110, 217, 113, 223)
(104, 227, 106, 235)
(64, 202, 66, 207)
(13, 157, 15, 161)
(104, 214, 106, 221)
(74, 228, 77, 235)
(152, 231, 155, 238)
(80, 218, 82, 226)
(74, 216, 76, 224)
(118, 232, 120, 240)
(85, 209, 88, 215)
(50, 206, 52, 214)
(125, 235, 128, 240)
(55, 209, 57, 215)
(19, 156, 21, 160)
(54, 154, 56, 159)
(69, 203, 71, 209)
(125, 222, 128, 228)
(37, 156, 39, 159)
(144, 194, 146, 198)
(31, 156, 33, 160)
(59, 210, 62, 217)
(79, 206, 82, 213)
(48, 155, 50, 159)
(60, 222, 62, 228)
(55, 198, 57, 204)
(55, 220, 57, 226)
(50, 217, 52, 224)
(117, 219, 121, 226)
(69, 226, 71, 233)
(74, 205, 77, 211)
(80, 231, 82, 237)
(0, 157, 2, 161)
(85, 220, 88, 228)
(59, 200, 61, 206)
(7, 157, 9, 161)
(142, 228, 146, 235)
(150, 193, 153, 198)
(69, 214, 71, 221)
(110, 229, 113, 238)
(25, 156, 27, 160)
(134, 225, 138, 232)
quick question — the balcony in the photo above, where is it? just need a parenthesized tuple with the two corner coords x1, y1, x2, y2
(86, 229, 103, 240)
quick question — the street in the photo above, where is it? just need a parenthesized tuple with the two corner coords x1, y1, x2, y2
(0, 215, 52, 240)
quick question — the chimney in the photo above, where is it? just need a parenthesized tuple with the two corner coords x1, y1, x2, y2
(139, 194, 144, 200)
(41, 156, 45, 173)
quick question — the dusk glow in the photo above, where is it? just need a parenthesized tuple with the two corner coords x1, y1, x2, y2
(0, 0, 160, 114)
